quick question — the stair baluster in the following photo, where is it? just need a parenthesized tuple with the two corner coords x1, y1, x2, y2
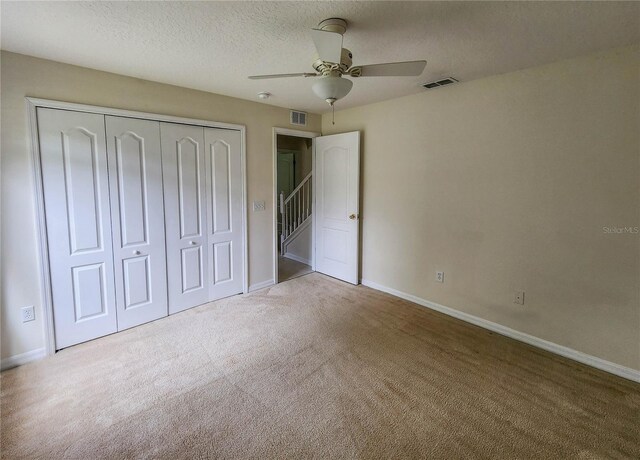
(278, 172, 313, 254)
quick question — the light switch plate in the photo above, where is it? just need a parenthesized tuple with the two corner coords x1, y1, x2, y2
(253, 201, 266, 212)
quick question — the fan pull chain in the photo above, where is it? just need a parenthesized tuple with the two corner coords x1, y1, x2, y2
(332, 102, 335, 125)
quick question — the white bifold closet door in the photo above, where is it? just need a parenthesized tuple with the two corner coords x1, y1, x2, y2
(39, 108, 244, 349)
(161, 123, 243, 314)
(161, 123, 209, 313)
(204, 128, 244, 300)
(38, 108, 118, 348)
(105, 116, 168, 330)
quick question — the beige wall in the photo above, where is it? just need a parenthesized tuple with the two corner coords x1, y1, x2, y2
(322, 45, 640, 370)
(0, 51, 320, 359)
(2, 46, 638, 371)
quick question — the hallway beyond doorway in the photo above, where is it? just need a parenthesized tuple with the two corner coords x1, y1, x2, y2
(278, 256, 313, 282)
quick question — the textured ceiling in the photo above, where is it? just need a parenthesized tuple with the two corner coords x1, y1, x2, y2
(2, 1, 639, 114)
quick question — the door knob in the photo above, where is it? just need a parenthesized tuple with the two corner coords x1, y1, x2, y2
(133, 250, 141, 255)
(190, 241, 197, 245)
(349, 214, 357, 220)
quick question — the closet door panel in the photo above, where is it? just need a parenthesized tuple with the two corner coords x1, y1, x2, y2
(205, 128, 244, 300)
(106, 116, 168, 330)
(161, 123, 209, 313)
(38, 108, 117, 349)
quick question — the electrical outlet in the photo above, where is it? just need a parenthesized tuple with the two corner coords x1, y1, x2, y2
(436, 271, 445, 283)
(22, 305, 35, 322)
(253, 200, 266, 212)
(514, 291, 525, 305)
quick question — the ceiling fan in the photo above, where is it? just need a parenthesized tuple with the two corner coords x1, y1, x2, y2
(248, 18, 426, 110)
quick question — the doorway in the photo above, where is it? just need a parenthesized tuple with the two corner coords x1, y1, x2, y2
(273, 128, 319, 283)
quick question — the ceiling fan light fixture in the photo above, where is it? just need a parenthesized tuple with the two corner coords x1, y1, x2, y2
(312, 76, 353, 105)
(247, 17, 426, 111)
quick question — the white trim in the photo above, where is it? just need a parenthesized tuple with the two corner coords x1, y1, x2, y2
(272, 127, 319, 285)
(240, 126, 249, 295)
(361, 279, 640, 383)
(311, 139, 316, 272)
(27, 100, 57, 356)
(273, 127, 319, 138)
(282, 252, 312, 266)
(1, 348, 47, 371)
(248, 279, 275, 292)
(26, 97, 249, 356)
(25, 98, 244, 131)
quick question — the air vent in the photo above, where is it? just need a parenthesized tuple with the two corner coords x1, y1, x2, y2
(422, 77, 458, 89)
(290, 110, 307, 126)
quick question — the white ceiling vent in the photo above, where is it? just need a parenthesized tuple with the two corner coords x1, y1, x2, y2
(422, 77, 458, 89)
(290, 110, 307, 126)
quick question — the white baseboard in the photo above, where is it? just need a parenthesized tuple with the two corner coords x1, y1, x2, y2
(1, 347, 47, 371)
(282, 252, 311, 266)
(361, 279, 640, 383)
(249, 279, 275, 292)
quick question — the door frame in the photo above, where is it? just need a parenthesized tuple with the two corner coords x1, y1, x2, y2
(272, 127, 320, 284)
(27, 97, 249, 356)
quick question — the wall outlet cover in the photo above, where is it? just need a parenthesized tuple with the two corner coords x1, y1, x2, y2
(22, 305, 35, 322)
(514, 291, 525, 305)
(436, 271, 445, 283)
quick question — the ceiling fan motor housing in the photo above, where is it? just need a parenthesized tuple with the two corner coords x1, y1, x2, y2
(317, 18, 348, 35)
(313, 48, 353, 74)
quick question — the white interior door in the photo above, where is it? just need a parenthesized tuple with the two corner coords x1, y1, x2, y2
(161, 123, 209, 314)
(314, 131, 360, 284)
(38, 108, 118, 349)
(105, 116, 168, 330)
(204, 128, 244, 300)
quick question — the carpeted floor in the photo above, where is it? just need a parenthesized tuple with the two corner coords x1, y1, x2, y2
(1, 273, 639, 459)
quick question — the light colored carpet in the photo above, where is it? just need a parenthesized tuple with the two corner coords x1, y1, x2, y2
(278, 256, 313, 282)
(1, 273, 639, 459)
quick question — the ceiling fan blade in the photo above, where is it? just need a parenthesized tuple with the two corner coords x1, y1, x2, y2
(310, 28, 343, 64)
(248, 73, 319, 80)
(356, 60, 427, 77)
